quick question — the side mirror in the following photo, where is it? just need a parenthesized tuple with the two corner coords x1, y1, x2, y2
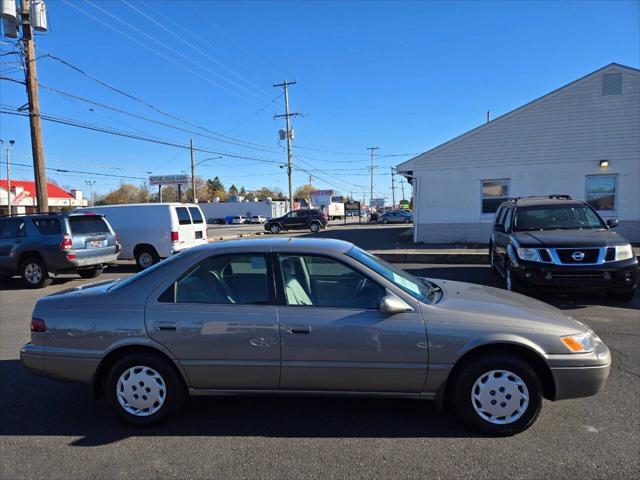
(494, 224, 505, 233)
(379, 295, 412, 315)
(606, 218, 619, 228)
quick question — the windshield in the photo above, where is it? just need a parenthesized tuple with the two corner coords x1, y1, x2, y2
(108, 251, 187, 291)
(513, 205, 605, 231)
(347, 246, 437, 303)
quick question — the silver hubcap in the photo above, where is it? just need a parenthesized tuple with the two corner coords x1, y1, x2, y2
(311, 224, 319, 232)
(24, 263, 43, 284)
(117, 366, 166, 417)
(271, 226, 279, 233)
(138, 252, 153, 268)
(471, 369, 529, 425)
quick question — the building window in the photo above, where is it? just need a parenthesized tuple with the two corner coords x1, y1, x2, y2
(586, 175, 616, 211)
(482, 179, 510, 214)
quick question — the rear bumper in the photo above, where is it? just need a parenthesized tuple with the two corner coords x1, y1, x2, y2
(512, 258, 638, 291)
(20, 343, 99, 383)
(47, 250, 118, 273)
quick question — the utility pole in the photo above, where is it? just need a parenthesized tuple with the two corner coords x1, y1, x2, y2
(20, 0, 48, 213)
(84, 180, 96, 207)
(390, 167, 396, 209)
(400, 179, 406, 201)
(274, 80, 300, 212)
(366, 146, 379, 208)
(1, 140, 15, 215)
(190, 139, 196, 203)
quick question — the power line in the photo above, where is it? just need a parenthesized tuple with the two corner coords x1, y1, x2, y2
(7, 160, 148, 180)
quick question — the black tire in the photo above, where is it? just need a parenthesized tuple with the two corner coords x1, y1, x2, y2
(382, 219, 388, 224)
(20, 257, 52, 289)
(78, 266, 103, 279)
(309, 222, 321, 233)
(505, 267, 523, 293)
(606, 287, 637, 302)
(489, 244, 499, 275)
(135, 246, 160, 270)
(452, 354, 543, 436)
(269, 224, 282, 234)
(403, 218, 410, 224)
(105, 353, 186, 427)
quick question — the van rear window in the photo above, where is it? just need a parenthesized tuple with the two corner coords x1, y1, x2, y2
(188, 207, 204, 224)
(68, 216, 110, 234)
(176, 207, 192, 225)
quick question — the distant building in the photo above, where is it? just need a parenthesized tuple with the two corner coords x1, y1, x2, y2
(397, 63, 640, 243)
(0, 180, 88, 215)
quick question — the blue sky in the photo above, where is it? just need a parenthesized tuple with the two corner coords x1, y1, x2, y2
(1, 0, 638, 200)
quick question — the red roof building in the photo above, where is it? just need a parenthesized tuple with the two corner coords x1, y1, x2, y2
(0, 179, 87, 214)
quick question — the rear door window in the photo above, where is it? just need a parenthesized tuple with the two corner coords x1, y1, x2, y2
(32, 218, 61, 235)
(68, 216, 110, 234)
(0, 219, 26, 238)
(189, 207, 204, 224)
(176, 207, 192, 225)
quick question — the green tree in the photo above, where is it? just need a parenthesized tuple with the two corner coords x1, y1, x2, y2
(294, 183, 315, 201)
(228, 184, 238, 196)
(206, 176, 226, 201)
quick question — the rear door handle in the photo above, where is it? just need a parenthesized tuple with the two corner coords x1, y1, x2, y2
(154, 321, 177, 332)
(287, 325, 311, 335)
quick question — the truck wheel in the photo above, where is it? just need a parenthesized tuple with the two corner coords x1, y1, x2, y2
(269, 224, 281, 234)
(135, 247, 159, 270)
(105, 352, 185, 427)
(20, 257, 52, 288)
(606, 287, 636, 302)
(309, 222, 321, 233)
(78, 266, 103, 279)
(505, 268, 523, 293)
(452, 354, 543, 436)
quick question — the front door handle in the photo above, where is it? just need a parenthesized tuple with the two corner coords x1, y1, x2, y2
(154, 321, 177, 332)
(287, 325, 311, 335)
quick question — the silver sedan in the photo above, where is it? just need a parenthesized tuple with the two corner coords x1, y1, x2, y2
(21, 238, 610, 435)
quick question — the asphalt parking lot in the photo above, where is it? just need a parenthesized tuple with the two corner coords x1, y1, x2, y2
(1, 261, 638, 480)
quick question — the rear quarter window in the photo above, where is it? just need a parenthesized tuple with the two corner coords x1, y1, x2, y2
(32, 218, 62, 235)
(68, 216, 111, 234)
(189, 207, 204, 224)
(175, 207, 192, 225)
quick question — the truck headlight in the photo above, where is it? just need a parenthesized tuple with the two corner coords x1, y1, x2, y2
(516, 248, 540, 262)
(615, 244, 634, 261)
(561, 331, 595, 353)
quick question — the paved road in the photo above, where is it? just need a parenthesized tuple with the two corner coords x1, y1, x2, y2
(1, 262, 638, 479)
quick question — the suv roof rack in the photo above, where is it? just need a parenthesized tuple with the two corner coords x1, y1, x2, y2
(506, 194, 573, 203)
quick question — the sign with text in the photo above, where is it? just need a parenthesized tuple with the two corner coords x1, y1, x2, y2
(149, 174, 190, 186)
(344, 201, 360, 212)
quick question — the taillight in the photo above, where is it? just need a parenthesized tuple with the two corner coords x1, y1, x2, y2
(171, 231, 179, 242)
(31, 318, 46, 332)
(59, 233, 73, 249)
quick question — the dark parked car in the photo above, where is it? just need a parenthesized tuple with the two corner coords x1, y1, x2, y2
(264, 209, 327, 234)
(489, 195, 638, 301)
(0, 212, 119, 288)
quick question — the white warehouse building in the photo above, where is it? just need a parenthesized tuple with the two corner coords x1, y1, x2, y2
(397, 63, 640, 244)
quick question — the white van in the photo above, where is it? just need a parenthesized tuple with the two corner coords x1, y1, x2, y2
(76, 203, 208, 269)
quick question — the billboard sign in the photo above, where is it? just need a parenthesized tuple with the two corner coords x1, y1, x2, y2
(344, 201, 360, 212)
(149, 174, 190, 186)
(370, 197, 385, 208)
(310, 189, 334, 206)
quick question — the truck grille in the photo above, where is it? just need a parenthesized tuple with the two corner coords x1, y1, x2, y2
(550, 272, 606, 279)
(556, 248, 600, 264)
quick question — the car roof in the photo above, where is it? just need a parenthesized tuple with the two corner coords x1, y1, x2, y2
(506, 198, 586, 207)
(188, 237, 354, 254)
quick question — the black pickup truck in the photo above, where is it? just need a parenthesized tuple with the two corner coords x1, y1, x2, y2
(489, 195, 638, 302)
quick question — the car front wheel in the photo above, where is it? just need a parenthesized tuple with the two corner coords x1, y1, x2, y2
(505, 267, 523, 293)
(606, 287, 636, 302)
(453, 354, 543, 435)
(105, 353, 185, 426)
(20, 257, 52, 288)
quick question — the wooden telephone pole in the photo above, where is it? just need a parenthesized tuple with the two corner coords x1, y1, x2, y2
(20, 0, 48, 212)
(274, 80, 300, 212)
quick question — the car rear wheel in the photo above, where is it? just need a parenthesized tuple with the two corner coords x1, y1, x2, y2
(403, 218, 410, 224)
(20, 257, 52, 288)
(269, 224, 281, 234)
(453, 354, 543, 435)
(382, 219, 388, 224)
(135, 247, 159, 270)
(606, 287, 636, 302)
(309, 222, 321, 233)
(105, 353, 185, 426)
(78, 266, 103, 279)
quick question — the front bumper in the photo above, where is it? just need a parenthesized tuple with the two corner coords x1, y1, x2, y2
(512, 257, 638, 291)
(547, 337, 611, 400)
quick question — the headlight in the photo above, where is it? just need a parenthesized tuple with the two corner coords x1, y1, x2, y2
(516, 248, 540, 262)
(561, 331, 595, 353)
(614, 244, 634, 261)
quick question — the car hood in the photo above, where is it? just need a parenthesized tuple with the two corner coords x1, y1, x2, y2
(428, 278, 588, 333)
(511, 228, 628, 248)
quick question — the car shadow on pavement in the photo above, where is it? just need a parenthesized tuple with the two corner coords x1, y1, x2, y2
(403, 265, 639, 311)
(0, 359, 482, 447)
